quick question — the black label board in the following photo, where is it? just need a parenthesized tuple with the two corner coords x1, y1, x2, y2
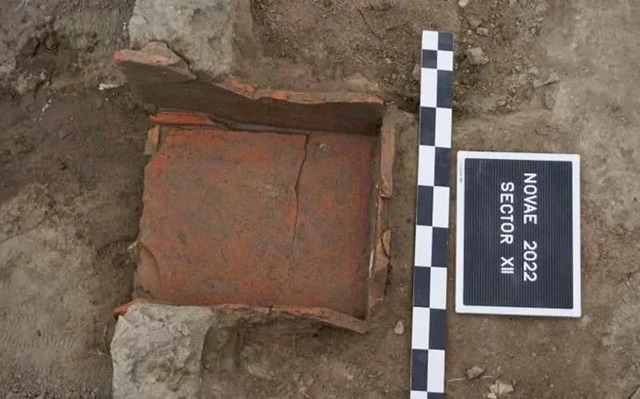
(456, 152, 581, 317)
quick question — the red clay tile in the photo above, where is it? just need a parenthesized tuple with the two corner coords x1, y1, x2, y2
(138, 128, 374, 320)
(151, 111, 216, 127)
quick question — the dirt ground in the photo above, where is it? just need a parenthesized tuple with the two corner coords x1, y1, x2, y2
(0, 0, 639, 398)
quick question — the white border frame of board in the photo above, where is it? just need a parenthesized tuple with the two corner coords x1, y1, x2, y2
(455, 151, 581, 317)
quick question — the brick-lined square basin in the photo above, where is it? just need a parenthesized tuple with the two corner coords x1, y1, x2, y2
(115, 40, 393, 333)
(138, 126, 375, 324)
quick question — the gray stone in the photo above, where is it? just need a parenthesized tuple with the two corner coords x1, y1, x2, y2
(465, 365, 485, 380)
(630, 386, 640, 399)
(466, 47, 490, 65)
(458, 0, 470, 8)
(110, 302, 322, 398)
(488, 380, 514, 397)
(12, 71, 49, 96)
(411, 63, 420, 82)
(128, 0, 253, 79)
(468, 16, 483, 29)
(111, 303, 219, 399)
(393, 320, 405, 335)
(476, 27, 490, 36)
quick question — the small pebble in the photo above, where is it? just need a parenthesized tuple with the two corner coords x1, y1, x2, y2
(465, 365, 485, 380)
(458, 0, 470, 7)
(488, 380, 515, 398)
(393, 320, 405, 335)
(411, 63, 420, 81)
(468, 16, 483, 29)
(476, 27, 490, 36)
(44, 32, 59, 51)
(20, 36, 40, 57)
(466, 46, 490, 65)
(543, 91, 556, 110)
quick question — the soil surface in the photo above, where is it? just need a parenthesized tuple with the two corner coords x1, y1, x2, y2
(1, 0, 639, 398)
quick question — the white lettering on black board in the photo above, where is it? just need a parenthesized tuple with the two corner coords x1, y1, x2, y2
(499, 173, 540, 280)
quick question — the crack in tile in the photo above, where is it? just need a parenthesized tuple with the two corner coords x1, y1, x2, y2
(291, 135, 309, 256)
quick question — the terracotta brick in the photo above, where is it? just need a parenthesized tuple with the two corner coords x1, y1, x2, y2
(366, 116, 396, 312)
(143, 125, 160, 156)
(151, 111, 216, 127)
(379, 119, 396, 198)
(115, 46, 383, 135)
(368, 196, 391, 311)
